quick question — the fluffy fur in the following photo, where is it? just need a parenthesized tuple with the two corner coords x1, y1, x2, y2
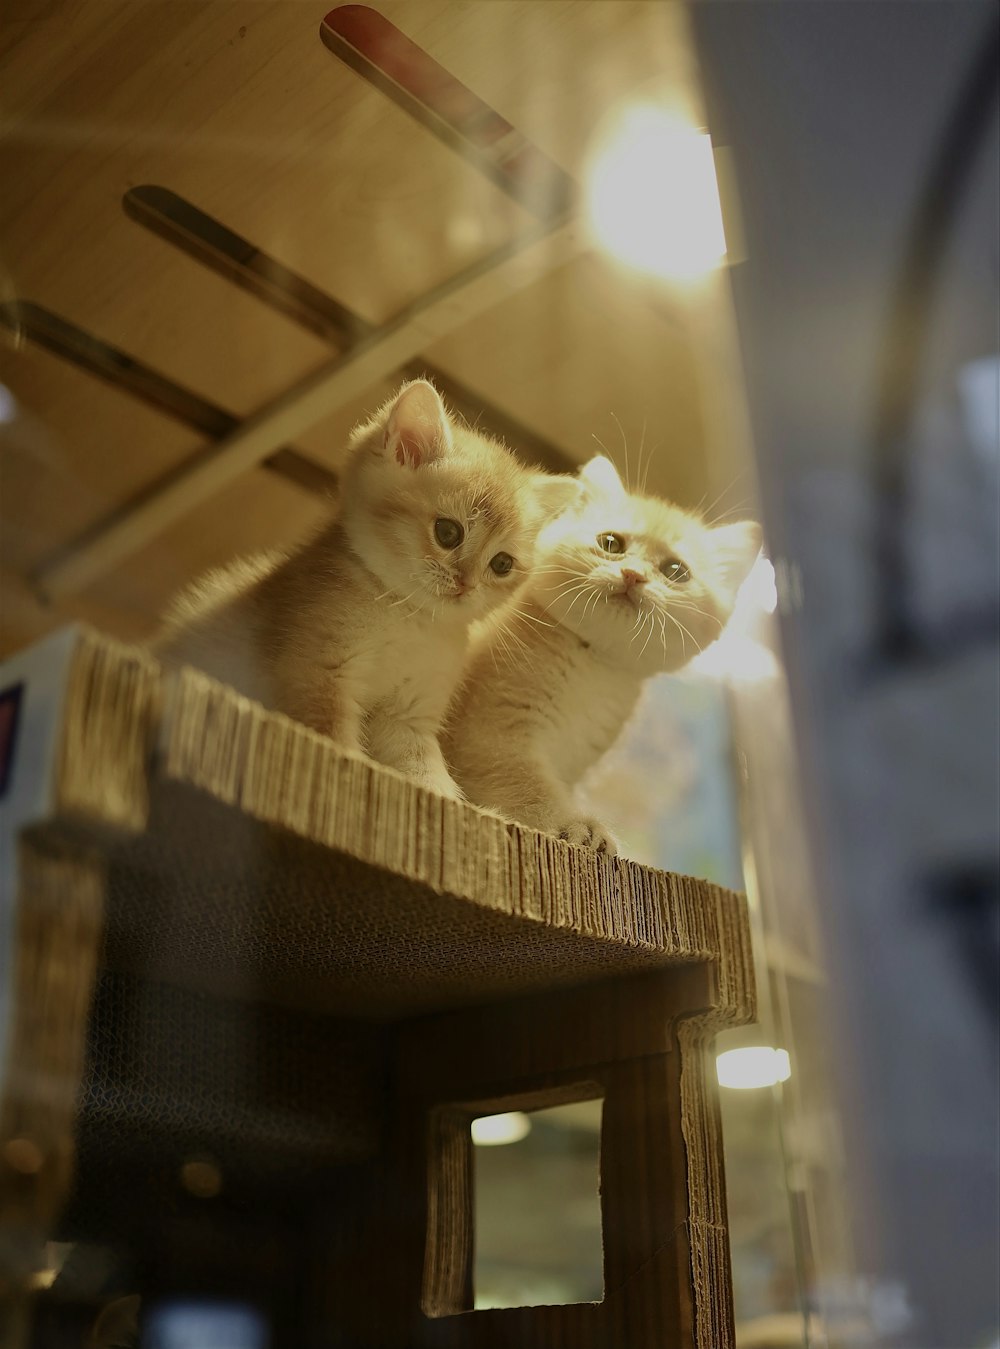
(443, 456, 761, 849)
(154, 380, 574, 798)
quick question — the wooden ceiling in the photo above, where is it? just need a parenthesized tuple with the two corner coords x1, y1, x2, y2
(0, 1, 753, 657)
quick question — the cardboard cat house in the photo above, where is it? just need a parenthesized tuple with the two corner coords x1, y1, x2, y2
(0, 627, 754, 1347)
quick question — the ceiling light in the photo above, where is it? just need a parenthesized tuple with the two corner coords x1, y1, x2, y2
(471, 1111, 532, 1146)
(716, 1046, 791, 1089)
(586, 106, 727, 282)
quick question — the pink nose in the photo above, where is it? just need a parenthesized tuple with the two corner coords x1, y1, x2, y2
(621, 568, 647, 589)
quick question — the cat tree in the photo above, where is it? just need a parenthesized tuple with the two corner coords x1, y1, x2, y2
(0, 627, 754, 1347)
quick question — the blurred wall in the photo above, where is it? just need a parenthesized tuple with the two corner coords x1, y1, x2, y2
(691, 4, 999, 1345)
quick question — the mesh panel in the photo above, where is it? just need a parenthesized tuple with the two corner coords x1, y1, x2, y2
(62, 969, 384, 1242)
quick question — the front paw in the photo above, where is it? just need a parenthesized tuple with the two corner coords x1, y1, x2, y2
(418, 767, 466, 802)
(557, 816, 618, 856)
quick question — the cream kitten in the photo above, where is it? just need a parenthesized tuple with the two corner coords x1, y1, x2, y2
(155, 380, 573, 799)
(443, 456, 761, 849)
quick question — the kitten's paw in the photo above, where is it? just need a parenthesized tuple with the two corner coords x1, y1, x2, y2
(417, 768, 466, 802)
(557, 816, 618, 856)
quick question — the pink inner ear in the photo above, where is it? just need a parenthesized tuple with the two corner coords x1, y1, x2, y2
(385, 383, 449, 469)
(391, 426, 429, 467)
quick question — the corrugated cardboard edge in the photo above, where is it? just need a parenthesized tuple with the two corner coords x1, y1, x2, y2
(53, 626, 160, 834)
(678, 884, 757, 1349)
(0, 840, 104, 1280)
(2, 628, 156, 1278)
(161, 662, 749, 969)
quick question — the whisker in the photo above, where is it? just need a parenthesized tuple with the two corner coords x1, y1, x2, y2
(638, 607, 657, 659)
(664, 608, 704, 657)
(610, 411, 630, 493)
(501, 623, 536, 670)
(668, 600, 724, 630)
(563, 584, 595, 620)
(664, 608, 688, 658)
(512, 606, 554, 629)
(582, 587, 603, 622)
(503, 623, 531, 656)
(695, 471, 753, 524)
(550, 579, 593, 604)
(637, 418, 651, 495)
(389, 587, 422, 610)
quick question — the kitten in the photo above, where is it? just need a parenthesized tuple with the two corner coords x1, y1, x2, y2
(443, 455, 761, 848)
(155, 380, 573, 799)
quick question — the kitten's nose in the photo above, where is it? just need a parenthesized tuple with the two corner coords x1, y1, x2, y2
(621, 568, 647, 590)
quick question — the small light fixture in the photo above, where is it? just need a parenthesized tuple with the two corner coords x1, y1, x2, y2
(179, 1157, 223, 1197)
(3, 1136, 45, 1174)
(716, 1046, 791, 1089)
(471, 1111, 532, 1146)
(586, 106, 727, 282)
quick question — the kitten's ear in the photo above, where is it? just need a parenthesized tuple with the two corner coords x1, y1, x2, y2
(578, 455, 627, 503)
(383, 380, 453, 468)
(711, 521, 763, 599)
(529, 472, 580, 521)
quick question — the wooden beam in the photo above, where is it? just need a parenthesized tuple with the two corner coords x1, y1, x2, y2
(122, 186, 576, 474)
(0, 301, 341, 500)
(33, 219, 585, 601)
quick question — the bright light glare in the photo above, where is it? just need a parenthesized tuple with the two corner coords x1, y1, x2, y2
(689, 553, 778, 684)
(691, 632, 778, 685)
(586, 107, 727, 281)
(716, 1047, 791, 1090)
(740, 555, 778, 615)
(471, 1111, 532, 1147)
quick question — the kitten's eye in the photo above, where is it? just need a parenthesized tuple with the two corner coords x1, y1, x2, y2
(434, 518, 464, 549)
(597, 532, 625, 554)
(489, 552, 514, 576)
(660, 557, 691, 583)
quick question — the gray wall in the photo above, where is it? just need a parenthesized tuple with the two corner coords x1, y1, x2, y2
(691, 4, 999, 1346)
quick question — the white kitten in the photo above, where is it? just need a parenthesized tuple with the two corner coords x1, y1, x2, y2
(155, 380, 573, 799)
(443, 455, 761, 847)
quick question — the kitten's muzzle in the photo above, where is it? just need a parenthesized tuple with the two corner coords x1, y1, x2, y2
(620, 568, 648, 592)
(606, 567, 649, 608)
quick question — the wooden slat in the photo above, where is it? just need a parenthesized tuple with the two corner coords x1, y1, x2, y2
(0, 301, 339, 498)
(123, 184, 574, 473)
(0, 1, 531, 375)
(319, 5, 576, 220)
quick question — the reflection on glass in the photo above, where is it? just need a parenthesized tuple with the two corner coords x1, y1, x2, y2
(473, 1099, 604, 1310)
